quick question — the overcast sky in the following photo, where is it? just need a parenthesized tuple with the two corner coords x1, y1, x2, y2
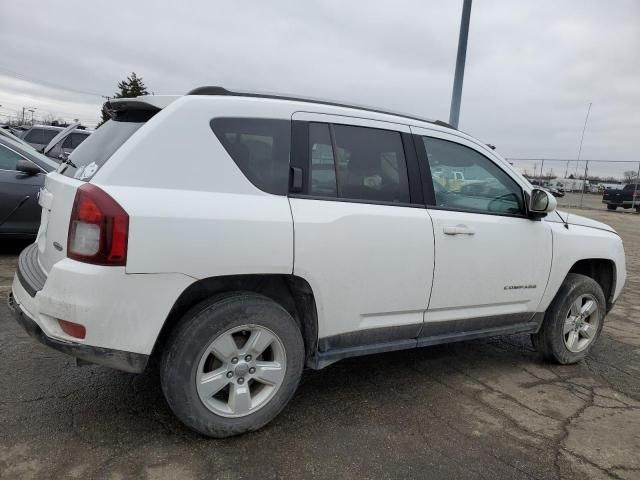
(1, 0, 639, 170)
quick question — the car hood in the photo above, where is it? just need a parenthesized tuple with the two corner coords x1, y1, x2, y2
(546, 210, 617, 234)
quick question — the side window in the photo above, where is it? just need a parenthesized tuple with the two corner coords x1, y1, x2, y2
(0, 145, 24, 170)
(309, 123, 337, 197)
(422, 137, 523, 215)
(211, 118, 291, 195)
(331, 124, 410, 204)
(24, 128, 58, 145)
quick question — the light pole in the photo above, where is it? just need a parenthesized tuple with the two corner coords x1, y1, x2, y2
(449, 0, 472, 128)
(28, 109, 35, 125)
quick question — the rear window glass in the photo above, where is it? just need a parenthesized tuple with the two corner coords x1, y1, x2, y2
(24, 128, 59, 145)
(59, 120, 144, 180)
(211, 118, 291, 195)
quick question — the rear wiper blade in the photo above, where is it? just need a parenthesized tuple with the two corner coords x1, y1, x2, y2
(61, 157, 77, 169)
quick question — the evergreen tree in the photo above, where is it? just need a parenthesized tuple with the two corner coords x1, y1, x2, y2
(99, 72, 149, 126)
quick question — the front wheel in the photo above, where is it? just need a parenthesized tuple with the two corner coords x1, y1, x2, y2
(606, 204, 617, 210)
(532, 273, 605, 364)
(160, 293, 304, 437)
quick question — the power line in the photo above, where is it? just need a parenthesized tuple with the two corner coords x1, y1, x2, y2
(0, 98, 98, 122)
(0, 66, 105, 98)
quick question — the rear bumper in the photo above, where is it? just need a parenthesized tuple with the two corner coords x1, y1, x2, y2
(7, 290, 148, 373)
(11, 244, 194, 369)
(604, 200, 636, 207)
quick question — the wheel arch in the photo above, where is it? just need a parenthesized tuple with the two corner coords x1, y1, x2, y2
(150, 274, 319, 367)
(567, 258, 616, 311)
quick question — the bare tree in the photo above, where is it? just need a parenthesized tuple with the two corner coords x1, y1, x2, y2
(623, 170, 637, 184)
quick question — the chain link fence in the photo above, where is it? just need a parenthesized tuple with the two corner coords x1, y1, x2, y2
(507, 158, 640, 211)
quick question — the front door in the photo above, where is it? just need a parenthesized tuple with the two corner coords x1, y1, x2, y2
(411, 126, 552, 339)
(0, 144, 43, 236)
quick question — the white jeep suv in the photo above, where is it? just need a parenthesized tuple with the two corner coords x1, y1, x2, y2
(9, 87, 626, 437)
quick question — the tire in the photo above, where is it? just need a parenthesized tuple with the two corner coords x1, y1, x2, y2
(160, 292, 304, 437)
(531, 273, 606, 364)
(607, 204, 617, 210)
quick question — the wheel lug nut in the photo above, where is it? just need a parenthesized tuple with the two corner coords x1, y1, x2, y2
(231, 357, 239, 364)
(226, 371, 233, 378)
(249, 367, 256, 374)
(245, 355, 252, 362)
(237, 377, 245, 384)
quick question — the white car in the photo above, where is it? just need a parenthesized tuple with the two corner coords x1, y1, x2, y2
(9, 87, 626, 437)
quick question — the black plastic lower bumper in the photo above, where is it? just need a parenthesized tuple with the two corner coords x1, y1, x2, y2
(7, 291, 148, 374)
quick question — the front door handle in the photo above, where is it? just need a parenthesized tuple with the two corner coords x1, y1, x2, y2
(443, 224, 476, 235)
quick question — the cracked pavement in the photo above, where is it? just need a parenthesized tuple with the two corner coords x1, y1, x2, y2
(1, 207, 639, 480)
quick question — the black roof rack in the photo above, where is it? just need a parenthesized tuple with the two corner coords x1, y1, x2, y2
(186, 86, 456, 131)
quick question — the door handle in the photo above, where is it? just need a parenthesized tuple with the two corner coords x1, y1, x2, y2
(443, 224, 475, 235)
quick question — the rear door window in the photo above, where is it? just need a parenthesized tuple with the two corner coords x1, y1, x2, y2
(331, 124, 410, 204)
(24, 128, 59, 145)
(309, 123, 337, 197)
(59, 120, 144, 180)
(211, 118, 291, 195)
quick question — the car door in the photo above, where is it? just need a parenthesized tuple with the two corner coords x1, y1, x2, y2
(289, 113, 434, 361)
(410, 126, 553, 342)
(0, 144, 45, 235)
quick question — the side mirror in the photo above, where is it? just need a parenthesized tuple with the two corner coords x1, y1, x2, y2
(528, 188, 557, 218)
(15, 159, 41, 176)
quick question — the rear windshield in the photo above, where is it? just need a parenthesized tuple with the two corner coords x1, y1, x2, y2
(59, 120, 144, 180)
(24, 128, 60, 145)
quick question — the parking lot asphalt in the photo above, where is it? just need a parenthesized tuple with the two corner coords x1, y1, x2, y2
(1, 206, 639, 480)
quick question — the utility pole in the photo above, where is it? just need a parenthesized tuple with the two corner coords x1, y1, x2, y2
(21, 107, 25, 125)
(449, 0, 472, 128)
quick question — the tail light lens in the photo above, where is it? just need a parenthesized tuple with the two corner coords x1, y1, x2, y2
(68, 184, 129, 266)
(58, 319, 86, 339)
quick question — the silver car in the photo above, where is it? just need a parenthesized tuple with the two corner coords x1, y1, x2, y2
(20, 125, 91, 159)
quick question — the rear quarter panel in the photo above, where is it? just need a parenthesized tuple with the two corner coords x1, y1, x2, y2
(92, 96, 295, 278)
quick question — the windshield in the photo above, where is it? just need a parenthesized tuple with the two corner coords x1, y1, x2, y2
(58, 120, 145, 180)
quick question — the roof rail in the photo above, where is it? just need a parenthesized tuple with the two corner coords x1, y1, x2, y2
(186, 86, 456, 130)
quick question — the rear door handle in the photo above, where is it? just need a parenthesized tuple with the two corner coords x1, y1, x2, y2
(443, 224, 475, 235)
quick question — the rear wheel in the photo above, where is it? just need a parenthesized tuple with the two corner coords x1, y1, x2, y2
(532, 274, 605, 364)
(160, 293, 304, 437)
(607, 204, 617, 210)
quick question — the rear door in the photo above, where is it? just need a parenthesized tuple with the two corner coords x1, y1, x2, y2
(411, 126, 552, 338)
(289, 113, 434, 353)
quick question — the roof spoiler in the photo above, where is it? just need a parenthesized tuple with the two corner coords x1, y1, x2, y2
(102, 96, 177, 122)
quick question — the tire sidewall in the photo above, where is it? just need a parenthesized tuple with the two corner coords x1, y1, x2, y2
(543, 274, 606, 364)
(161, 293, 304, 437)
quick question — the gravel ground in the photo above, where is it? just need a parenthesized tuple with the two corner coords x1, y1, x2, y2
(0, 207, 639, 480)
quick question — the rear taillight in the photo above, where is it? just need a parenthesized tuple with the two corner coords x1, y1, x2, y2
(67, 184, 128, 266)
